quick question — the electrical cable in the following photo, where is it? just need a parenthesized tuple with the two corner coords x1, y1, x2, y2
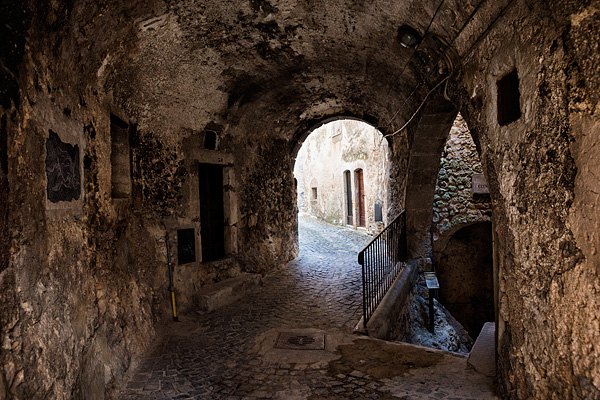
(384, 0, 448, 101)
(380, 0, 520, 146)
(382, 0, 487, 132)
(380, 74, 451, 144)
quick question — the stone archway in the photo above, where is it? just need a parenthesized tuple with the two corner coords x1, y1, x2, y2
(2, 1, 599, 399)
(434, 221, 494, 339)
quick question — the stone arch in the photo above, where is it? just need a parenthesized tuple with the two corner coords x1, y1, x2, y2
(434, 221, 494, 338)
(292, 117, 390, 231)
(290, 114, 390, 161)
(403, 96, 458, 259)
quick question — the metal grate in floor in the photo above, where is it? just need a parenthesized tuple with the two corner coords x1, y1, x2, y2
(274, 331, 325, 350)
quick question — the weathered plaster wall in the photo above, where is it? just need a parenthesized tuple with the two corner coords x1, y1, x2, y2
(454, 1, 600, 398)
(294, 120, 389, 233)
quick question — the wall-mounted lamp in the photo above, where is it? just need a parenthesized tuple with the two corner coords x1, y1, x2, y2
(397, 25, 422, 48)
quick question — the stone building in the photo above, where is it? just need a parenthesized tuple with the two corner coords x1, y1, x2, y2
(294, 119, 389, 233)
(1, 1, 599, 399)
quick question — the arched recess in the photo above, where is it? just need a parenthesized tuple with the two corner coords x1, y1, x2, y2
(434, 221, 494, 338)
(404, 96, 458, 259)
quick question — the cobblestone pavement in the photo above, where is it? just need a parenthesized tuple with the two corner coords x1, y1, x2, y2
(119, 215, 497, 399)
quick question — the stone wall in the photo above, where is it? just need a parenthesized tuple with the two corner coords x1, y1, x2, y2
(432, 114, 492, 242)
(1, 0, 599, 399)
(430, 115, 494, 339)
(454, 1, 600, 398)
(294, 120, 389, 233)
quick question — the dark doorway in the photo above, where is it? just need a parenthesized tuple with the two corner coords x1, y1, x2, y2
(435, 222, 494, 338)
(199, 163, 225, 262)
(0, 115, 8, 272)
(356, 169, 365, 227)
(344, 170, 353, 225)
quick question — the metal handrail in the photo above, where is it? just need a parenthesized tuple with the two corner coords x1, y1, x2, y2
(358, 210, 407, 328)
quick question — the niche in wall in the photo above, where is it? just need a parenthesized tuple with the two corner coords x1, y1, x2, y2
(497, 69, 521, 126)
(110, 114, 131, 199)
(177, 228, 196, 265)
(46, 130, 81, 203)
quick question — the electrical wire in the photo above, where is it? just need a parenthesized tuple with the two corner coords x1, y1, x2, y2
(384, 0, 448, 110)
(380, 74, 451, 145)
(379, 0, 521, 147)
(382, 0, 487, 133)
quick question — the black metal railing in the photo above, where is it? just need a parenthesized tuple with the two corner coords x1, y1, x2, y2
(358, 210, 407, 328)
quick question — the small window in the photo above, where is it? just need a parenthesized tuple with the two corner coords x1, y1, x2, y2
(204, 131, 217, 150)
(497, 69, 521, 126)
(177, 228, 196, 264)
(312, 187, 318, 200)
(110, 114, 131, 198)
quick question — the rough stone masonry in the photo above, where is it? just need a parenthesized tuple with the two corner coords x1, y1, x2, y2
(0, 1, 599, 399)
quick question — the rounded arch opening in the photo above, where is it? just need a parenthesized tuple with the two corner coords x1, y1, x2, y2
(293, 118, 389, 235)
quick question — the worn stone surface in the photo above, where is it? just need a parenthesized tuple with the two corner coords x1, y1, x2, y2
(0, 1, 599, 399)
(294, 120, 389, 233)
(453, 1, 600, 398)
(432, 114, 492, 241)
(119, 216, 495, 399)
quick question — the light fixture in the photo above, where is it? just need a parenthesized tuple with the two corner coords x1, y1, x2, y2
(397, 25, 422, 48)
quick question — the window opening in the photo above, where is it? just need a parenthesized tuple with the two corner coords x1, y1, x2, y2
(199, 163, 225, 262)
(497, 69, 521, 126)
(110, 114, 131, 198)
(177, 228, 196, 264)
(204, 131, 217, 150)
(312, 187, 318, 200)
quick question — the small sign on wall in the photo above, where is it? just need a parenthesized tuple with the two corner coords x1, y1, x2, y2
(42, 102, 85, 212)
(46, 130, 81, 203)
(472, 173, 490, 195)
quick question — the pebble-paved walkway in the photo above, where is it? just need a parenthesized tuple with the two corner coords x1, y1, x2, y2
(119, 214, 497, 399)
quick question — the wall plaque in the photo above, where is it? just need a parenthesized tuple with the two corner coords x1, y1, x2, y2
(472, 173, 490, 195)
(46, 130, 81, 203)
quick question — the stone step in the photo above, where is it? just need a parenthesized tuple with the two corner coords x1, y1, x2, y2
(197, 273, 262, 312)
(468, 322, 496, 377)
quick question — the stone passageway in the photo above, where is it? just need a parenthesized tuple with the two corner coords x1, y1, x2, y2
(120, 214, 496, 399)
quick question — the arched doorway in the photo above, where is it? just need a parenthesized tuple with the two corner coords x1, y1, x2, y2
(293, 118, 389, 234)
(434, 222, 494, 338)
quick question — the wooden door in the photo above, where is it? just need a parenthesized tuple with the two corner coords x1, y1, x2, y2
(356, 169, 365, 227)
(199, 163, 225, 262)
(345, 171, 353, 225)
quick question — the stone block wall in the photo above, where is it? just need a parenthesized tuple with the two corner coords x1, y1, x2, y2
(432, 114, 492, 242)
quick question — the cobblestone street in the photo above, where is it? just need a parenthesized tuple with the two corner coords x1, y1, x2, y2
(120, 215, 496, 399)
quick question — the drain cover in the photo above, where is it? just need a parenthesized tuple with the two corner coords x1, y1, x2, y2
(274, 331, 325, 350)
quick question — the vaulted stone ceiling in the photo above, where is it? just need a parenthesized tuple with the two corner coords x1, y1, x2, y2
(55, 0, 486, 142)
